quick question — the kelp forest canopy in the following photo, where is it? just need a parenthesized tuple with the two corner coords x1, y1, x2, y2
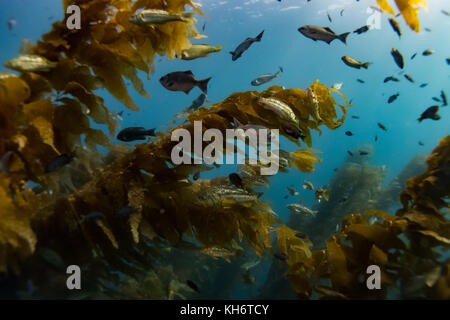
(0, 0, 448, 300)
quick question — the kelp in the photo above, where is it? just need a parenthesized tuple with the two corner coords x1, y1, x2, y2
(377, 0, 428, 32)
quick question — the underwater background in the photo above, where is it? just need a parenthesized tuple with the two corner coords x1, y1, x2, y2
(0, 0, 449, 300)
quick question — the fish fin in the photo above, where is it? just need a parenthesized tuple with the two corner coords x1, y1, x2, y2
(279, 66, 283, 73)
(324, 27, 335, 34)
(254, 30, 264, 41)
(145, 128, 156, 136)
(180, 12, 195, 22)
(233, 117, 243, 128)
(197, 77, 211, 94)
(338, 32, 350, 44)
(183, 87, 193, 94)
(229, 51, 235, 55)
(362, 62, 370, 69)
(184, 70, 194, 76)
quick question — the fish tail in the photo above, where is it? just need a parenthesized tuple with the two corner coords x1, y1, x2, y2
(362, 62, 370, 69)
(338, 32, 350, 44)
(197, 77, 212, 94)
(417, 117, 423, 122)
(255, 30, 264, 41)
(145, 128, 156, 136)
(181, 12, 195, 22)
(213, 45, 223, 52)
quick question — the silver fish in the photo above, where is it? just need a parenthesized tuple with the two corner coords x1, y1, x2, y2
(286, 203, 318, 217)
(196, 185, 258, 207)
(129, 9, 194, 25)
(4, 54, 57, 73)
(251, 67, 283, 86)
(252, 94, 297, 125)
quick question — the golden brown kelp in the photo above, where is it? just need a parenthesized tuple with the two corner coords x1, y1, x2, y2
(377, 0, 428, 32)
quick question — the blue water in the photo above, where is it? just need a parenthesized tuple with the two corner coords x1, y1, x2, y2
(1, 0, 449, 299)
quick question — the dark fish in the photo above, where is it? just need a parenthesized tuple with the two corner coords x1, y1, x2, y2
(441, 90, 447, 106)
(377, 122, 387, 131)
(345, 131, 353, 136)
(282, 122, 305, 140)
(388, 93, 400, 103)
(186, 280, 200, 293)
(340, 9, 344, 16)
(7, 19, 17, 31)
(229, 173, 243, 188)
(388, 18, 401, 38)
(117, 127, 156, 142)
(45, 154, 71, 173)
(230, 30, 264, 61)
(274, 253, 287, 261)
(347, 151, 353, 156)
(81, 211, 106, 223)
(424, 28, 432, 32)
(404, 74, 414, 83)
(422, 49, 435, 56)
(118, 206, 137, 217)
(419, 83, 428, 88)
(418, 106, 440, 122)
(411, 53, 417, 60)
(353, 25, 370, 34)
(202, 23, 206, 32)
(160, 71, 211, 94)
(375, 135, 378, 141)
(442, 10, 450, 16)
(384, 76, 399, 83)
(357, 79, 365, 83)
(432, 97, 441, 103)
(298, 25, 350, 44)
(418, 141, 424, 146)
(351, 115, 360, 119)
(327, 13, 332, 23)
(359, 151, 369, 156)
(188, 93, 207, 111)
(193, 172, 200, 181)
(391, 48, 404, 69)
(447, 58, 450, 65)
(295, 232, 306, 239)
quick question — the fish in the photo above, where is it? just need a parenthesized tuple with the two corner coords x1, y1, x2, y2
(186, 280, 200, 293)
(117, 127, 156, 142)
(4, 54, 57, 73)
(418, 106, 440, 122)
(196, 185, 258, 207)
(241, 260, 260, 271)
(442, 10, 450, 16)
(230, 30, 264, 61)
(388, 18, 401, 38)
(45, 154, 72, 173)
(7, 19, 17, 30)
(375, 135, 378, 141)
(345, 131, 353, 136)
(424, 28, 432, 32)
(281, 122, 305, 140)
(273, 253, 287, 261)
(287, 203, 317, 216)
(129, 9, 194, 25)
(447, 58, 450, 65)
(251, 94, 297, 126)
(404, 74, 414, 83)
(229, 173, 243, 189)
(353, 25, 370, 35)
(302, 180, 314, 190)
(81, 211, 106, 223)
(340, 9, 344, 16)
(202, 23, 206, 32)
(391, 48, 404, 69)
(384, 76, 400, 83)
(388, 93, 400, 103)
(160, 71, 211, 94)
(298, 25, 350, 44)
(307, 88, 323, 122)
(286, 186, 299, 196)
(411, 53, 417, 60)
(432, 97, 441, 103)
(357, 79, 365, 83)
(200, 246, 238, 262)
(341, 56, 370, 69)
(422, 49, 435, 56)
(377, 123, 387, 131)
(419, 83, 428, 88)
(179, 44, 222, 60)
(440, 90, 447, 106)
(187, 93, 207, 112)
(351, 115, 360, 119)
(315, 186, 331, 203)
(193, 172, 200, 181)
(347, 151, 353, 156)
(242, 270, 256, 285)
(327, 13, 332, 23)
(332, 82, 343, 90)
(251, 67, 283, 86)
(418, 141, 424, 146)
(232, 117, 270, 133)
